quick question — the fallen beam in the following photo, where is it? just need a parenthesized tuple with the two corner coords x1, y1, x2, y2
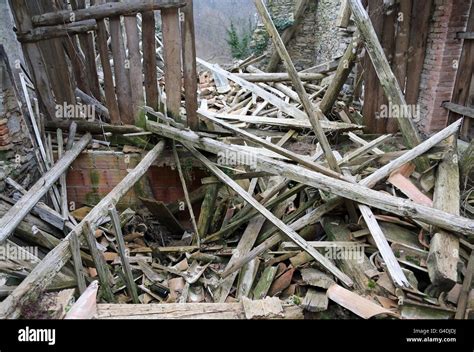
(0, 133, 91, 244)
(0, 141, 165, 318)
(146, 120, 473, 236)
(235, 72, 325, 82)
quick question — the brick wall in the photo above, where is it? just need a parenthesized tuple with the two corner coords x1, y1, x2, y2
(66, 150, 206, 211)
(417, 0, 471, 133)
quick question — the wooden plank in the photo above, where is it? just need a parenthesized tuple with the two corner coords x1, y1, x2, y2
(71, 0, 101, 100)
(142, 11, 159, 112)
(95, 0, 120, 124)
(362, 0, 384, 134)
(108, 0, 134, 124)
(69, 231, 87, 294)
(197, 184, 219, 238)
(455, 250, 474, 319)
(443, 102, 474, 119)
(236, 72, 325, 82)
(162, 8, 183, 120)
(109, 206, 139, 304)
(32, 0, 186, 26)
(0, 134, 91, 243)
(405, 0, 433, 105)
(96, 301, 303, 319)
(124, 14, 145, 120)
(16, 20, 97, 43)
(0, 141, 165, 318)
(181, 0, 199, 130)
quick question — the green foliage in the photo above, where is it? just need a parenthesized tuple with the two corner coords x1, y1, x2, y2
(226, 20, 254, 60)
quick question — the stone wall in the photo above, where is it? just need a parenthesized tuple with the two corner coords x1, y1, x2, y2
(255, 0, 353, 71)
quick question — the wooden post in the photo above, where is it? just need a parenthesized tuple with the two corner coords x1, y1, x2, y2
(142, 11, 160, 112)
(162, 8, 183, 121)
(109, 206, 139, 304)
(181, 0, 199, 130)
(69, 231, 87, 294)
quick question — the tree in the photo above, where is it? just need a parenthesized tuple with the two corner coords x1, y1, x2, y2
(226, 21, 252, 59)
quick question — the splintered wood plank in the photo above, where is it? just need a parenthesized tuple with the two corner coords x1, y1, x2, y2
(161, 7, 183, 120)
(302, 289, 328, 312)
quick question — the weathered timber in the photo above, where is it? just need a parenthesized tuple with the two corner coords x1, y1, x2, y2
(146, 120, 473, 236)
(428, 136, 460, 291)
(109, 206, 139, 303)
(142, 11, 159, 112)
(16, 20, 97, 42)
(32, 0, 185, 26)
(45, 119, 143, 135)
(235, 72, 325, 82)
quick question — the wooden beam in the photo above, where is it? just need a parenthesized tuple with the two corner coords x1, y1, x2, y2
(428, 136, 460, 290)
(146, 119, 473, 236)
(0, 141, 165, 318)
(181, 0, 199, 130)
(443, 102, 474, 119)
(0, 134, 91, 243)
(32, 0, 185, 26)
(16, 20, 97, 42)
(45, 119, 143, 135)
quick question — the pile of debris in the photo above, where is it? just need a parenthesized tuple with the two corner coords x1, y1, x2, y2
(0, 0, 473, 320)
